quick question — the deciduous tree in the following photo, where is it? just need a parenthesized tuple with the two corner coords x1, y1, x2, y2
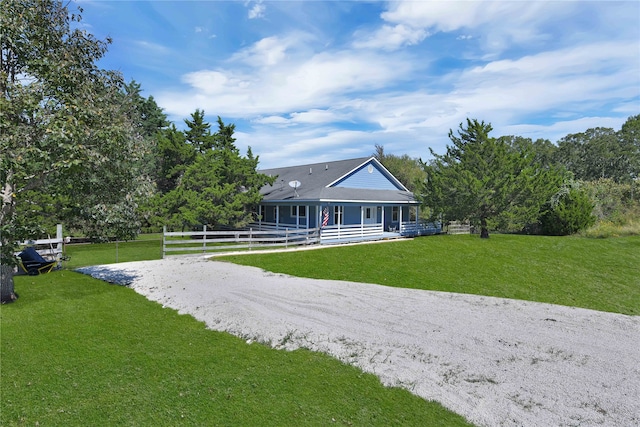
(1, 1, 139, 302)
(554, 118, 639, 183)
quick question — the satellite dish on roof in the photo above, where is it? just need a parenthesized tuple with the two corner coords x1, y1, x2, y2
(288, 180, 301, 197)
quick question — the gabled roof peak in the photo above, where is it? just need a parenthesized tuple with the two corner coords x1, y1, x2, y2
(259, 156, 412, 202)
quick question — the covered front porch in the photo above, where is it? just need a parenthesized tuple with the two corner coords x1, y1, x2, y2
(253, 203, 440, 244)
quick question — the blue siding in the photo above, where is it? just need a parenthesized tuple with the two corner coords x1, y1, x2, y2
(343, 206, 361, 224)
(331, 161, 403, 190)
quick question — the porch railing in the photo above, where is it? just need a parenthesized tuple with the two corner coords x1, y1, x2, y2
(400, 221, 442, 236)
(320, 223, 384, 241)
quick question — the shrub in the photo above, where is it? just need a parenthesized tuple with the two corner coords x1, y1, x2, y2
(581, 178, 639, 221)
(540, 187, 596, 235)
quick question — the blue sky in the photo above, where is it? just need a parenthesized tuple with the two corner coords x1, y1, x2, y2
(76, 0, 640, 169)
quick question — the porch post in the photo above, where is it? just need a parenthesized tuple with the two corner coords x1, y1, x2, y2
(399, 206, 403, 233)
(381, 206, 385, 232)
(360, 206, 364, 235)
(276, 206, 280, 230)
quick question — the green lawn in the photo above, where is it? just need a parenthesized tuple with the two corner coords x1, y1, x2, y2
(1, 240, 472, 426)
(63, 239, 163, 269)
(221, 234, 640, 316)
(3, 234, 637, 426)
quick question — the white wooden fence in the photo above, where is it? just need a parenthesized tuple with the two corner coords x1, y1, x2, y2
(18, 224, 65, 266)
(400, 221, 442, 236)
(446, 221, 471, 235)
(163, 226, 320, 258)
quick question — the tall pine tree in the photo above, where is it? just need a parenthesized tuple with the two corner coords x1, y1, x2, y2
(420, 119, 563, 238)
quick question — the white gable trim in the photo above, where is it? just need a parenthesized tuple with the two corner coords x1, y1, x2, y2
(325, 157, 410, 192)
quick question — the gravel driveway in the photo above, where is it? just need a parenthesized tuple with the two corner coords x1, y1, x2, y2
(78, 256, 640, 427)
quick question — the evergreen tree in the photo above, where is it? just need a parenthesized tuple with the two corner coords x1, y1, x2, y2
(154, 124, 195, 194)
(540, 185, 596, 235)
(420, 119, 563, 238)
(157, 114, 274, 230)
(184, 109, 214, 153)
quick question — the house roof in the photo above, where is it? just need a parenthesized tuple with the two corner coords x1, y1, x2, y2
(259, 157, 417, 204)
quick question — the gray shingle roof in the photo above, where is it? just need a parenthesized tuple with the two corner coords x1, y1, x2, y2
(259, 157, 417, 204)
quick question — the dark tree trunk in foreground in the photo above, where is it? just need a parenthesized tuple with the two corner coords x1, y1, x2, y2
(1, 264, 17, 303)
(480, 218, 490, 238)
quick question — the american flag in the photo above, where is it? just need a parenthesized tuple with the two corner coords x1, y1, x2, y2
(321, 206, 329, 228)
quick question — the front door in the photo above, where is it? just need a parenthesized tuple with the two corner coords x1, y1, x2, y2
(363, 206, 377, 225)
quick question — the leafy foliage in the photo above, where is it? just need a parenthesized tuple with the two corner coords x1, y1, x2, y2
(1, 0, 142, 301)
(554, 116, 640, 183)
(540, 185, 596, 235)
(151, 112, 274, 230)
(420, 119, 564, 238)
(373, 144, 425, 192)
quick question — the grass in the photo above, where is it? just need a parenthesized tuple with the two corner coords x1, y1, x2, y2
(221, 234, 640, 316)
(3, 233, 638, 425)
(1, 241, 472, 426)
(63, 239, 163, 269)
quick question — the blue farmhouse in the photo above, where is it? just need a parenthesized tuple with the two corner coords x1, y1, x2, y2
(256, 157, 439, 243)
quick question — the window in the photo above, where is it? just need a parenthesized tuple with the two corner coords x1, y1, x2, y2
(291, 205, 307, 218)
(365, 207, 372, 219)
(334, 206, 344, 225)
(392, 207, 399, 222)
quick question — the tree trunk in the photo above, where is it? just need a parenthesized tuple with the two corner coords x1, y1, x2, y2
(480, 217, 490, 239)
(1, 263, 18, 303)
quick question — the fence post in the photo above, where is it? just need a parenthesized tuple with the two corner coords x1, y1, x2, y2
(285, 228, 289, 248)
(56, 224, 63, 258)
(162, 226, 166, 259)
(203, 225, 207, 253)
(249, 228, 253, 250)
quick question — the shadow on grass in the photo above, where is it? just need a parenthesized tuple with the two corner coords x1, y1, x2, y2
(75, 266, 138, 286)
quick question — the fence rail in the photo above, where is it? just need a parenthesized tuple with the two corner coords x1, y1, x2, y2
(163, 226, 319, 257)
(400, 221, 442, 236)
(320, 224, 384, 241)
(17, 224, 64, 266)
(446, 221, 471, 235)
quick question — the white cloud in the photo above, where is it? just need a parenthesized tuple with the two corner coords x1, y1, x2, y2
(132, 40, 171, 55)
(150, 1, 638, 168)
(254, 109, 343, 126)
(157, 35, 413, 119)
(247, 1, 266, 19)
(230, 35, 294, 67)
(353, 24, 428, 51)
(502, 116, 630, 144)
(379, 0, 573, 56)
